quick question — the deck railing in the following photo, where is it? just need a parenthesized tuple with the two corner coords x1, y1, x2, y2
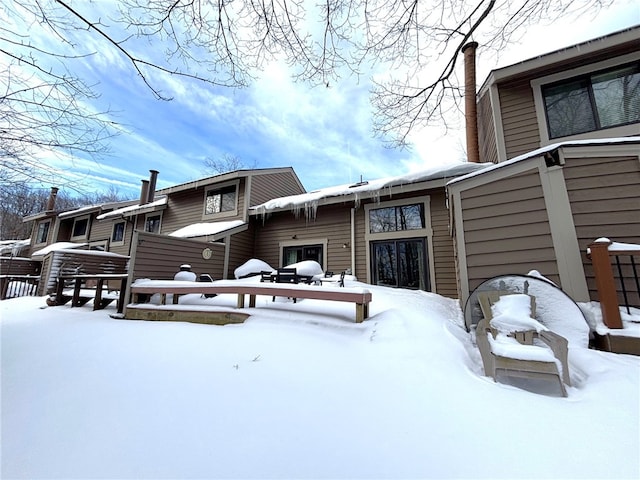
(587, 238, 640, 329)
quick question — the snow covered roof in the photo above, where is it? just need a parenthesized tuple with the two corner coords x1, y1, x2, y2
(58, 200, 137, 219)
(447, 137, 640, 187)
(250, 162, 489, 215)
(169, 220, 246, 239)
(96, 197, 168, 220)
(31, 242, 87, 258)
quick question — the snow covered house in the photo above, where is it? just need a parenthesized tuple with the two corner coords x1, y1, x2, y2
(449, 27, 640, 307)
(249, 163, 486, 297)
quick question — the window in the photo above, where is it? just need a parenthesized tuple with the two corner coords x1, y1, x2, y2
(371, 238, 429, 290)
(369, 204, 425, 233)
(205, 185, 237, 216)
(71, 217, 89, 239)
(282, 244, 323, 268)
(542, 62, 640, 139)
(145, 214, 161, 234)
(35, 220, 50, 244)
(111, 221, 126, 244)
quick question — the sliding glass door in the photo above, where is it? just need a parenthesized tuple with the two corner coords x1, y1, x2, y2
(371, 238, 429, 290)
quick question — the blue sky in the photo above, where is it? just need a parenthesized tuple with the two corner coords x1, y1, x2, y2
(14, 1, 640, 198)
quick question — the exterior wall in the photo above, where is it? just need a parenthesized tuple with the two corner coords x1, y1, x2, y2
(249, 171, 306, 207)
(253, 204, 352, 272)
(430, 192, 458, 297)
(477, 91, 498, 164)
(129, 232, 225, 281)
(482, 36, 640, 164)
(226, 224, 257, 278)
(563, 155, 640, 305)
(87, 216, 113, 247)
(252, 189, 458, 297)
(458, 168, 559, 294)
(159, 179, 247, 235)
(498, 79, 540, 160)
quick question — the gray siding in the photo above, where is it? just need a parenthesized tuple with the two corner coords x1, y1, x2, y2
(459, 168, 559, 293)
(498, 79, 540, 160)
(249, 171, 305, 207)
(564, 155, 640, 305)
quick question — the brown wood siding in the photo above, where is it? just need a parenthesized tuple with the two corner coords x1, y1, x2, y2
(130, 232, 225, 281)
(460, 168, 559, 293)
(430, 192, 457, 297)
(354, 207, 367, 281)
(159, 179, 247, 235)
(249, 172, 305, 207)
(88, 216, 113, 246)
(227, 224, 257, 278)
(254, 205, 352, 272)
(498, 79, 540, 160)
(477, 91, 498, 164)
(563, 156, 640, 306)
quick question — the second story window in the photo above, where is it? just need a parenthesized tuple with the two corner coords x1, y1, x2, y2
(71, 217, 89, 239)
(111, 221, 126, 244)
(205, 185, 236, 215)
(542, 62, 640, 139)
(35, 220, 50, 244)
(145, 214, 161, 234)
(369, 204, 425, 234)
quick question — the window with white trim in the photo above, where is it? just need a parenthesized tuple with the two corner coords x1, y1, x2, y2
(204, 183, 237, 217)
(71, 216, 90, 240)
(111, 221, 126, 245)
(144, 213, 161, 234)
(542, 62, 640, 139)
(35, 220, 50, 244)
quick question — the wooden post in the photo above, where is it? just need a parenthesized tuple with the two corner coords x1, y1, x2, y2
(589, 239, 623, 329)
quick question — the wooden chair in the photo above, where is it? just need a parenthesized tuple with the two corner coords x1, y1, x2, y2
(476, 291, 570, 396)
(273, 268, 299, 302)
(198, 273, 216, 298)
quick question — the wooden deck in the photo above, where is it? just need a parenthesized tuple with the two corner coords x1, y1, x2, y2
(127, 280, 373, 323)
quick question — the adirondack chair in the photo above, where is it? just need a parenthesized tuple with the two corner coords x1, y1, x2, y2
(475, 291, 570, 396)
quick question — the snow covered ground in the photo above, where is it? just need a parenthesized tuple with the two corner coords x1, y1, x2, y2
(2, 281, 639, 479)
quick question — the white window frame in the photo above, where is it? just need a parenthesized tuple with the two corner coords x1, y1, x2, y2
(35, 220, 51, 245)
(202, 180, 239, 220)
(531, 51, 640, 146)
(144, 212, 162, 234)
(278, 238, 328, 269)
(364, 196, 436, 291)
(111, 221, 127, 246)
(70, 215, 90, 241)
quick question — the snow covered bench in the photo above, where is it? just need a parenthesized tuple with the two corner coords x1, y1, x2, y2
(127, 280, 372, 323)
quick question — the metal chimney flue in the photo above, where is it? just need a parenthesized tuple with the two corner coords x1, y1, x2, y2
(139, 180, 150, 205)
(147, 170, 159, 203)
(462, 41, 480, 163)
(46, 187, 59, 211)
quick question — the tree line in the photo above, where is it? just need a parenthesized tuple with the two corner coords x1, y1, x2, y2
(0, 184, 129, 241)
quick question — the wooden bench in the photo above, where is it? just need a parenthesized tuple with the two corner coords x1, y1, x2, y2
(127, 280, 373, 323)
(53, 273, 129, 313)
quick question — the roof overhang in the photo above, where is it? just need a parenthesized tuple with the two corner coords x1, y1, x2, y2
(169, 220, 247, 241)
(478, 26, 640, 96)
(447, 137, 640, 189)
(249, 163, 488, 215)
(96, 197, 168, 221)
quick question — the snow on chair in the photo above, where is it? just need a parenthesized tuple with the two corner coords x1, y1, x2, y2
(475, 291, 570, 397)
